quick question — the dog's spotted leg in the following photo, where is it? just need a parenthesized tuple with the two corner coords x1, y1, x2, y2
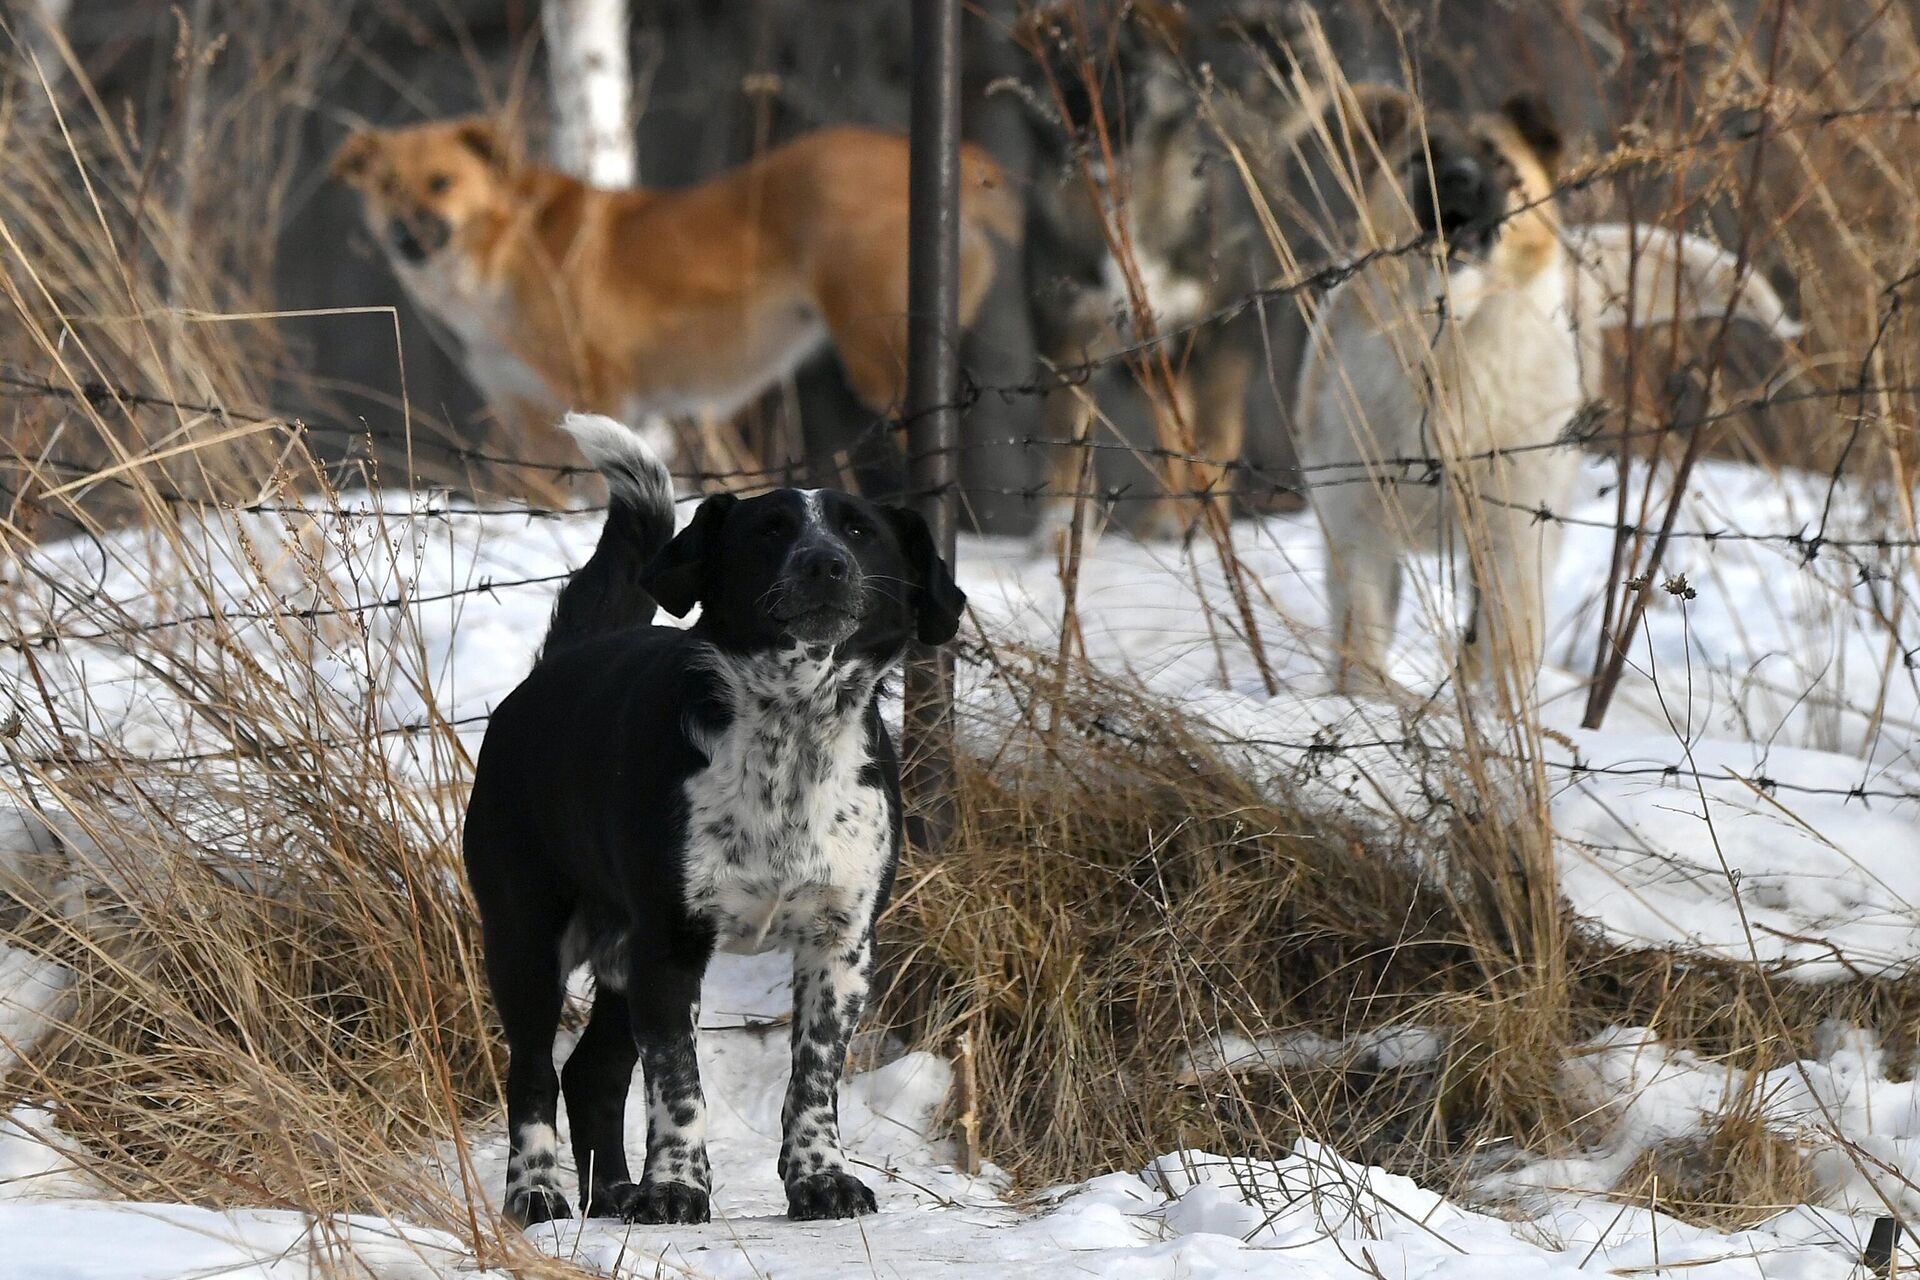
(779, 932, 878, 1220)
(503, 1116, 568, 1225)
(625, 955, 712, 1224)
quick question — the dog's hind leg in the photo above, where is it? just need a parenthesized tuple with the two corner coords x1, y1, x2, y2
(1138, 367, 1202, 542)
(483, 907, 572, 1225)
(622, 939, 713, 1225)
(780, 932, 879, 1220)
(562, 987, 640, 1217)
(814, 243, 911, 417)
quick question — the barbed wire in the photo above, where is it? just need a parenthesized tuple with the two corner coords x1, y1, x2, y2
(20, 693, 1919, 806)
(0, 364, 1912, 662)
(4, 368, 1914, 554)
(1, 570, 575, 651)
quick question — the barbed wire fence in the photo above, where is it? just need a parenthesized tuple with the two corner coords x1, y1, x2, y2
(1, 351, 1914, 804)
(0, 82, 1917, 830)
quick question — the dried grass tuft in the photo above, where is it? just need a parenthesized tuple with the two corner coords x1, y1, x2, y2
(1615, 1112, 1818, 1231)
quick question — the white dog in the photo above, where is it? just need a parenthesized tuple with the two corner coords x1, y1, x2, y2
(1294, 89, 1802, 690)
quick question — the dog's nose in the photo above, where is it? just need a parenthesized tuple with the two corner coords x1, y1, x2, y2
(389, 218, 428, 263)
(1443, 157, 1484, 200)
(795, 547, 850, 583)
(389, 213, 448, 263)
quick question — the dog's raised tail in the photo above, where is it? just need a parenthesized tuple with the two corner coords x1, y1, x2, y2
(542, 413, 677, 655)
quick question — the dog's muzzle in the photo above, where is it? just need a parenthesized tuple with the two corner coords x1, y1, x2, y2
(1415, 156, 1502, 259)
(388, 212, 450, 264)
(771, 545, 862, 644)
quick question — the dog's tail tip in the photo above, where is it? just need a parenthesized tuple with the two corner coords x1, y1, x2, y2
(540, 414, 676, 657)
(559, 412, 674, 511)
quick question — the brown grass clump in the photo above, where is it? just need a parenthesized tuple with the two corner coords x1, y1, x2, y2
(0, 457, 524, 1261)
(0, 455, 593, 1274)
(876, 649, 1579, 1193)
(1614, 1112, 1818, 1231)
(875, 647, 1920, 1223)
(3, 742, 494, 1220)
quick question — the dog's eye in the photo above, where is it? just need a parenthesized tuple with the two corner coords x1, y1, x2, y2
(761, 520, 791, 539)
(842, 516, 871, 540)
(427, 173, 452, 195)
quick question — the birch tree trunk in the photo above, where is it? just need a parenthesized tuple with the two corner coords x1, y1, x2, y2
(11, 0, 72, 126)
(543, 0, 636, 188)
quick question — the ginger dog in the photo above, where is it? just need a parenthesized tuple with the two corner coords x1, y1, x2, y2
(332, 119, 1019, 480)
(1294, 89, 1802, 691)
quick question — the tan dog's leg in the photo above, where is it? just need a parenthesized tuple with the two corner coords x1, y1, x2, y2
(1312, 474, 1402, 693)
(1138, 369, 1198, 541)
(1186, 338, 1254, 530)
(1326, 542, 1400, 694)
(1032, 383, 1097, 559)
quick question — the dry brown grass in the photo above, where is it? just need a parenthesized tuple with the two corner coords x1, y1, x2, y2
(0, 19, 572, 1270)
(874, 644, 1920, 1221)
(1616, 1110, 1819, 1231)
(2, 730, 492, 1218)
(874, 649, 1568, 1193)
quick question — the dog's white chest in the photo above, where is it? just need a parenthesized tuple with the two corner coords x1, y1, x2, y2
(1445, 269, 1588, 476)
(1093, 252, 1207, 333)
(681, 650, 890, 955)
(390, 255, 554, 410)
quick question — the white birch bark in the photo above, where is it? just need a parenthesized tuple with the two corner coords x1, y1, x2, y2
(543, 0, 636, 188)
(13, 0, 72, 125)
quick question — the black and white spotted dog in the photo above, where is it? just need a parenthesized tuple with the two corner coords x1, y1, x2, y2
(463, 413, 965, 1226)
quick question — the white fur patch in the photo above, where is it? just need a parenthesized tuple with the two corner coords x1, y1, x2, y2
(388, 256, 555, 414)
(680, 646, 890, 957)
(1295, 249, 1590, 678)
(559, 413, 675, 512)
(1100, 252, 1208, 330)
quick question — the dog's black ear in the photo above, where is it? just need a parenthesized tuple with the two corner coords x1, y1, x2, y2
(887, 507, 967, 646)
(1501, 92, 1563, 176)
(1315, 83, 1415, 185)
(640, 493, 735, 618)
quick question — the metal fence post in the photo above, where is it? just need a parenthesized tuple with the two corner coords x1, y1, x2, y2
(902, 0, 961, 853)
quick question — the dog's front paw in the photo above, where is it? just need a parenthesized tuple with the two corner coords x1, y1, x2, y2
(506, 1183, 572, 1227)
(786, 1170, 877, 1221)
(581, 1179, 644, 1219)
(622, 1178, 710, 1225)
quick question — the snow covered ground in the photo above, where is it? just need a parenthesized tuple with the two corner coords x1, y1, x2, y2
(1, 454, 1917, 1276)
